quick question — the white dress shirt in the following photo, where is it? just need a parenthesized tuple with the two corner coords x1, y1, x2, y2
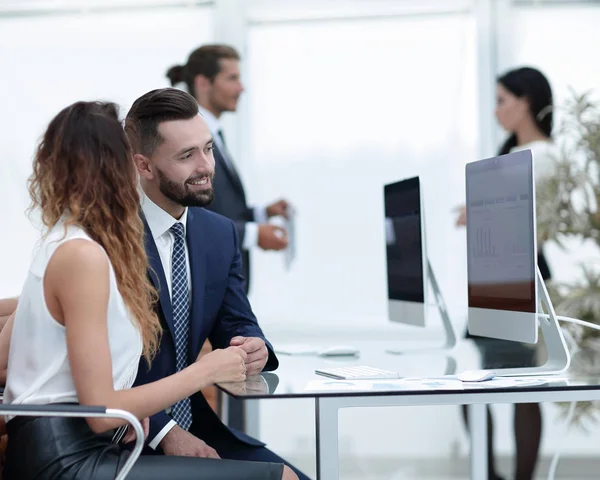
(140, 192, 191, 448)
(198, 105, 267, 249)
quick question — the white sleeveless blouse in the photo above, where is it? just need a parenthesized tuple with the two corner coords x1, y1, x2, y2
(4, 221, 142, 408)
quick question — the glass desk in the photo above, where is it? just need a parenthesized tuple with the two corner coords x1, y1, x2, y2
(218, 339, 600, 479)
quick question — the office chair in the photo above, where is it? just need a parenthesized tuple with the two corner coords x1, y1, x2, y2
(0, 403, 143, 480)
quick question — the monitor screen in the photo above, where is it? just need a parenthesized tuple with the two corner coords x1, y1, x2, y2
(384, 177, 425, 303)
(466, 150, 536, 313)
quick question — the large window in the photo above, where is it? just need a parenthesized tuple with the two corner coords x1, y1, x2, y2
(245, 10, 477, 329)
(0, 4, 214, 296)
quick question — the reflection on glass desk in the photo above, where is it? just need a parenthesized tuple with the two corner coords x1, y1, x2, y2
(217, 339, 600, 399)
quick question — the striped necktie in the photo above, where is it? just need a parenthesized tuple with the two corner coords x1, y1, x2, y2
(169, 222, 192, 430)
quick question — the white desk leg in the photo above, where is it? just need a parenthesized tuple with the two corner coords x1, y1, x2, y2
(469, 403, 488, 480)
(315, 397, 339, 480)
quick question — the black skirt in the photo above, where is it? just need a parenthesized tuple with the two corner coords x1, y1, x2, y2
(4, 416, 283, 480)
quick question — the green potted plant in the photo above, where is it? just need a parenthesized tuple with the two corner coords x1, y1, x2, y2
(537, 90, 600, 426)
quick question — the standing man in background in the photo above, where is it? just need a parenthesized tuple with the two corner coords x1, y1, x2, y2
(166, 44, 289, 295)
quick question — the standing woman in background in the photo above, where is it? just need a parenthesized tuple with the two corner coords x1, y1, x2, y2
(457, 66, 555, 480)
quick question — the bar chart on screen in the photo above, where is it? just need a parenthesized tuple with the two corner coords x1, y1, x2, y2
(468, 190, 532, 284)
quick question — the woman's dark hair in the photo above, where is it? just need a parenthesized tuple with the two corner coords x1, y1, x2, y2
(497, 67, 553, 155)
(166, 44, 240, 98)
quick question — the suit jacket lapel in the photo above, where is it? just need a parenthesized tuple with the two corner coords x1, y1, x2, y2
(186, 209, 208, 358)
(142, 215, 176, 338)
(214, 143, 245, 197)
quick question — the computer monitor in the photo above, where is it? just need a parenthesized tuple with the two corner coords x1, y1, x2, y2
(384, 176, 427, 327)
(465, 149, 538, 343)
(383, 176, 456, 353)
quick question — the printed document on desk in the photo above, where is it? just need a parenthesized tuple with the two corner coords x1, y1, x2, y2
(460, 376, 568, 389)
(305, 377, 464, 392)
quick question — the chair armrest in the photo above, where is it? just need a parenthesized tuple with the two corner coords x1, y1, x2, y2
(0, 404, 142, 480)
(0, 404, 106, 415)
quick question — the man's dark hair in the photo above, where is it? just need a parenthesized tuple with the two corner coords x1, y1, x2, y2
(125, 88, 199, 157)
(165, 44, 240, 97)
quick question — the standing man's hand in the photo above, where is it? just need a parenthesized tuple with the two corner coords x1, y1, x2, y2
(266, 199, 290, 219)
(229, 336, 269, 375)
(258, 224, 288, 251)
(160, 425, 220, 458)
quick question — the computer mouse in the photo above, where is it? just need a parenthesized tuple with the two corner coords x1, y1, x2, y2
(318, 346, 360, 357)
(456, 370, 496, 382)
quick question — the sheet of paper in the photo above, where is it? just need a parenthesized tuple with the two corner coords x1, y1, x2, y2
(305, 379, 373, 392)
(372, 377, 464, 391)
(304, 377, 464, 392)
(460, 376, 568, 389)
(284, 207, 296, 271)
(303, 375, 568, 393)
(274, 344, 319, 355)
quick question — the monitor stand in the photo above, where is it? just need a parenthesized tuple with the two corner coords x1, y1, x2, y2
(386, 260, 457, 355)
(490, 267, 571, 377)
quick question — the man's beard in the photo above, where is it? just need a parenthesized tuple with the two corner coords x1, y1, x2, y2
(156, 168, 215, 207)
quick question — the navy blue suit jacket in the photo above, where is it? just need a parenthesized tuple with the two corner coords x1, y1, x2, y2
(204, 143, 254, 292)
(134, 207, 279, 448)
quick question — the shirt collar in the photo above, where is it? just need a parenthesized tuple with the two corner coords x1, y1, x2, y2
(140, 190, 188, 241)
(198, 105, 221, 137)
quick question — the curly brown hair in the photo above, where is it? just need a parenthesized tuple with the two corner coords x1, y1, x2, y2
(28, 101, 161, 364)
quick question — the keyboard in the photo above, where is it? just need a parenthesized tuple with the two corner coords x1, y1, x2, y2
(315, 365, 400, 380)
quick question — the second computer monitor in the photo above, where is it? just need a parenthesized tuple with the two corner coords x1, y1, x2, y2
(466, 149, 538, 344)
(384, 176, 427, 327)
